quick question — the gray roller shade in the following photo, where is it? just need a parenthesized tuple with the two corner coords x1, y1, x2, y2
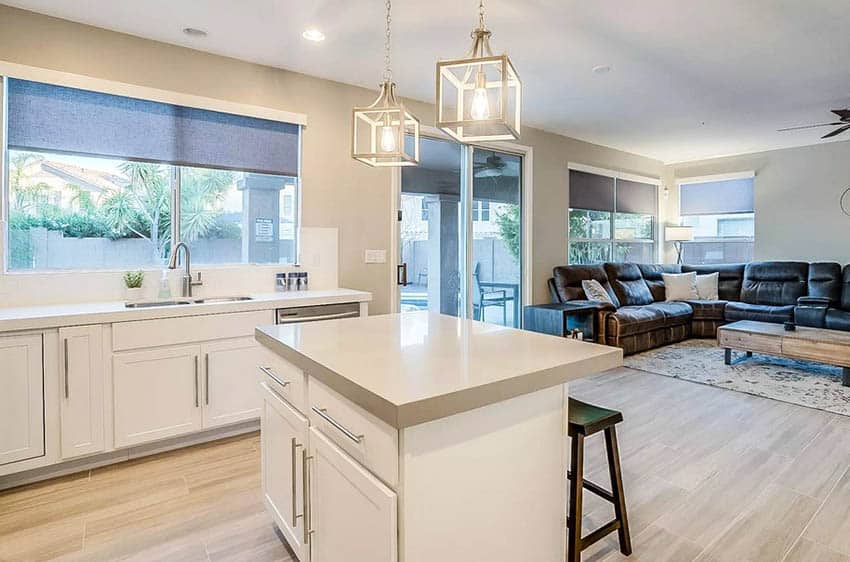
(7, 78, 300, 177)
(616, 179, 657, 215)
(680, 178, 754, 216)
(569, 170, 614, 212)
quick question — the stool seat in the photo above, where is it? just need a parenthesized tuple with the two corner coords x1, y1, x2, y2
(568, 398, 623, 437)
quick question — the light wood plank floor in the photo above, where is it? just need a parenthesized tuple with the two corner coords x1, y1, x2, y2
(2, 367, 849, 561)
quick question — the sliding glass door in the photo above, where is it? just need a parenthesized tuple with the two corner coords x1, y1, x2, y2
(398, 138, 524, 328)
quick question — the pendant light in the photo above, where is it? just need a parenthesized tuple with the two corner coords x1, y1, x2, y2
(436, 0, 522, 142)
(352, 0, 421, 167)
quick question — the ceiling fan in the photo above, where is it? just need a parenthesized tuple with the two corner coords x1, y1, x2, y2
(474, 153, 506, 178)
(777, 109, 850, 139)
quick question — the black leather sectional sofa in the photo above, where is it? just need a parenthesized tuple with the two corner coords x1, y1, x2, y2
(547, 261, 850, 355)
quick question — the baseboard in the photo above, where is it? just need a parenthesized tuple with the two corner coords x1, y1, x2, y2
(0, 420, 260, 492)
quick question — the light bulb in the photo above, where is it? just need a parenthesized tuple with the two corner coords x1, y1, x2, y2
(380, 125, 397, 152)
(470, 72, 490, 120)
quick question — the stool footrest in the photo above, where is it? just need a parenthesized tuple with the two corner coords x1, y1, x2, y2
(567, 472, 616, 503)
(581, 519, 621, 550)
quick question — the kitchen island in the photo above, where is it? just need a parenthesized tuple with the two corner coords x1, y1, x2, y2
(255, 311, 622, 562)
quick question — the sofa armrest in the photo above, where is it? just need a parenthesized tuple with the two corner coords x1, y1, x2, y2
(563, 299, 616, 312)
(797, 296, 833, 307)
(795, 303, 828, 328)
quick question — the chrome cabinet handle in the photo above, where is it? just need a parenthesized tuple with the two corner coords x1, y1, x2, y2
(312, 407, 364, 444)
(303, 450, 314, 544)
(194, 356, 199, 408)
(291, 437, 303, 527)
(204, 353, 210, 405)
(63, 338, 70, 399)
(258, 366, 290, 388)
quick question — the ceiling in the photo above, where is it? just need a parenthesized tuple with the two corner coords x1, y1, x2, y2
(5, 0, 850, 163)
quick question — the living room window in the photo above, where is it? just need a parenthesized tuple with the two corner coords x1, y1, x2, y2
(568, 168, 658, 264)
(678, 174, 754, 264)
(2, 77, 302, 271)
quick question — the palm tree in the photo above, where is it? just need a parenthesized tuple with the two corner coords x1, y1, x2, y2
(9, 152, 51, 212)
(180, 168, 233, 242)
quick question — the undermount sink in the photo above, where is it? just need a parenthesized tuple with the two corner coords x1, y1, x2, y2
(124, 296, 253, 308)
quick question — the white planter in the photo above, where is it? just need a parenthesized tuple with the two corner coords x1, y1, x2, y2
(125, 287, 144, 302)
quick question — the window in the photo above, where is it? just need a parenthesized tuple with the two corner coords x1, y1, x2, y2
(679, 176, 754, 264)
(568, 169, 657, 264)
(420, 197, 429, 221)
(3, 78, 301, 271)
(472, 200, 490, 222)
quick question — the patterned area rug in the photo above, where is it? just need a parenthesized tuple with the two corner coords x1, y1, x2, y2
(624, 339, 850, 416)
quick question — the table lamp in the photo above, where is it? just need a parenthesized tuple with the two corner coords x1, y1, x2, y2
(665, 226, 693, 264)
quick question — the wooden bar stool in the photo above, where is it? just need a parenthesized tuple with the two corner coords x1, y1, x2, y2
(567, 398, 632, 561)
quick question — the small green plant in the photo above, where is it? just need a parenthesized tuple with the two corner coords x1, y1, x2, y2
(123, 270, 145, 289)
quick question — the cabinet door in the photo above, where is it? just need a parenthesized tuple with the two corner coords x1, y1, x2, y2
(308, 428, 397, 562)
(0, 334, 44, 465)
(201, 337, 263, 428)
(113, 345, 202, 448)
(59, 325, 105, 459)
(261, 382, 310, 561)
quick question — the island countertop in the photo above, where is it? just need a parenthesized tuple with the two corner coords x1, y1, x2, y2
(255, 311, 623, 428)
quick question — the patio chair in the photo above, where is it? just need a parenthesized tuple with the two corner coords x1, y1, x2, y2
(472, 262, 513, 325)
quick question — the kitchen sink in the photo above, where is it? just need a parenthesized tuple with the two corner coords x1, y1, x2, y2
(125, 296, 253, 308)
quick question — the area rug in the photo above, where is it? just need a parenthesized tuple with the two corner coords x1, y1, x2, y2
(624, 339, 850, 416)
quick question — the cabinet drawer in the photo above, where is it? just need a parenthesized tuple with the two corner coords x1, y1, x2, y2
(308, 378, 398, 488)
(718, 330, 781, 354)
(782, 338, 850, 367)
(258, 349, 308, 413)
(113, 310, 274, 351)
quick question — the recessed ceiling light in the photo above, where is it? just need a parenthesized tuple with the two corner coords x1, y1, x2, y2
(302, 28, 326, 42)
(592, 65, 612, 75)
(183, 27, 207, 37)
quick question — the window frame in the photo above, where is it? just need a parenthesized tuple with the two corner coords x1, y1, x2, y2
(567, 165, 660, 265)
(0, 71, 305, 273)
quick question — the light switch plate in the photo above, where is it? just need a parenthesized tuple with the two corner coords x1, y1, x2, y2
(364, 249, 387, 264)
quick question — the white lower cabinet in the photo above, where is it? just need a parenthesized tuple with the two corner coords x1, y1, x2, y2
(307, 427, 397, 562)
(261, 382, 310, 562)
(0, 334, 44, 465)
(202, 338, 263, 428)
(59, 325, 105, 459)
(113, 345, 203, 447)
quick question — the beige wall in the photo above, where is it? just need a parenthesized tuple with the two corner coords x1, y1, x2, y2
(664, 140, 850, 265)
(0, 5, 663, 311)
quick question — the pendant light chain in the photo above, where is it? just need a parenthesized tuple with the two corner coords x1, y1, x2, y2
(383, 0, 393, 82)
(478, 0, 485, 29)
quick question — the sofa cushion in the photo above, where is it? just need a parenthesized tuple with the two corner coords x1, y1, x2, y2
(826, 308, 850, 332)
(606, 306, 668, 337)
(740, 261, 808, 306)
(841, 265, 850, 312)
(552, 265, 620, 306)
(725, 301, 794, 324)
(604, 263, 654, 306)
(685, 300, 727, 321)
(662, 272, 699, 301)
(808, 262, 843, 304)
(681, 264, 745, 302)
(637, 264, 682, 301)
(646, 302, 694, 323)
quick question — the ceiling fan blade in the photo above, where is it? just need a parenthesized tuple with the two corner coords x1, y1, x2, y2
(777, 122, 842, 132)
(821, 124, 850, 139)
(831, 109, 850, 120)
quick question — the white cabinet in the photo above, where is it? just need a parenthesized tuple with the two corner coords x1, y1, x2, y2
(308, 427, 397, 562)
(0, 334, 44, 465)
(113, 345, 203, 447)
(59, 325, 105, 459)
(261, 382, 310, 562)
(202, 338, 263, 428)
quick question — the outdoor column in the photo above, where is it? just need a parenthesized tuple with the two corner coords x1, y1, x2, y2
(425, 194, 460, 316)
(238, 173, 285, 263)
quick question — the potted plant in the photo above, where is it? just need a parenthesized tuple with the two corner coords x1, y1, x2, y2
(123, 270, 145, 301)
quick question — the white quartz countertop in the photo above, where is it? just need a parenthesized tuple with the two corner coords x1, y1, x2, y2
(0, 289, 371, 333)
(256, 311, 623, 428)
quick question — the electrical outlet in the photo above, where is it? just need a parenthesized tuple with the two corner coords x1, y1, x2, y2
(364, 249, 387, 264)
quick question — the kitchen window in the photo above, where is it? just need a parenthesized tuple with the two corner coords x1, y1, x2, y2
(678, 175, 754, 264)
(568, 168, 658, 264)
(2, 77, 301, 271)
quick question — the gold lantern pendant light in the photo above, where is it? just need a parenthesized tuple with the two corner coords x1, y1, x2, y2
(352, 0, 421, 167)
(436, 0, 522, 142)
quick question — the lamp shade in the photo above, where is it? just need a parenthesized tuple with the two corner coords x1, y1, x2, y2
(665, 226, 694, 242)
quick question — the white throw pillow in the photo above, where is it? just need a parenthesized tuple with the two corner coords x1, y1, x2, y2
(696, 272, 719, 300)
(662, 272, 699, 301)
(581, 279, 614, 305)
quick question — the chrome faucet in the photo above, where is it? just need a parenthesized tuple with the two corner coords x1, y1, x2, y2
(167, 242, 203, 298)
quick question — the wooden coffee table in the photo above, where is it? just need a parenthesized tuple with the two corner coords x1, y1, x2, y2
(718, 320, 850, 387)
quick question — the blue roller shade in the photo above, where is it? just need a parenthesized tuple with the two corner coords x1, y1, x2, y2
(680, 178, 754, 216)
(6, 78, 300, 177)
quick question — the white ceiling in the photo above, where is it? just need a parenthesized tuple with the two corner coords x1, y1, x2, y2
(5, 0, 850, 163)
